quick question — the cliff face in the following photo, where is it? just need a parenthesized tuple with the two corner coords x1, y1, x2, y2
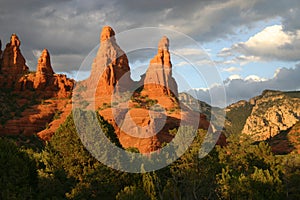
(267, 121, 300, 154)
(242, 90, 300, 141)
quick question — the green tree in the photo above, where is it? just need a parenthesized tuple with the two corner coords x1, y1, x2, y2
(216, 135, 285, 199)
(0, 137, 37, 200)
(281, 154, 300, 199)
(168, 129, 221, 199)
(40, 111, 138, 199)
(116, 186, 149, 200)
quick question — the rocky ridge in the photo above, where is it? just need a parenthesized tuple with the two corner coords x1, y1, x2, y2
(221, 90, 300, 154)
(242, 90, 300, 141)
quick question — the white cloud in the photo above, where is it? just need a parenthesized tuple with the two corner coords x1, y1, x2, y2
(245, 75, 266, 82)
(219, 25, 300, 62)
(189, 64, 300, 107)
(175, 61, 189, 67)
(2, 0, 300, 74)
(173, 48, 206, 56)
(228, 74, 242, 80)
(172, 47, 213, 67)
(222, 66, 241, 72)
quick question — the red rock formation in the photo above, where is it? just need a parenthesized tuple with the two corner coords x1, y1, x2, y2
(37, 100, 73, 141)
(143, 36, 178, 98)
(0, 34, 74, 98)
(76, 26, 213, 153)
(88, 26, 132, 99)
(0, 36, 74, 139)
(34, 49, 54, 89)
(16, 49, 74, 98)
(99, 107, 174, 153)
(0, 34, 29, 88)
(0, 99, 71, 137)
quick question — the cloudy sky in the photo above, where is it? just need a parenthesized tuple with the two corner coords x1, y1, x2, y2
(1, 0, 300, 106)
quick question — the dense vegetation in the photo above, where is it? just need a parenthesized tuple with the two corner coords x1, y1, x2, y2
(0, 111, 300, 199)
(224, 101, 253, 136)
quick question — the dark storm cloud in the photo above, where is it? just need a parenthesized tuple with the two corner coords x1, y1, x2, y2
(189, 64, 300, 107)
(282, 8, 300, 32)
(1, 0, 300, 73)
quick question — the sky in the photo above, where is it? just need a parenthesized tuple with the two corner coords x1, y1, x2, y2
(1, 0, 300, 107)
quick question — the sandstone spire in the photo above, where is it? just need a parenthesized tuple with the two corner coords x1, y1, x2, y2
(143, 36, 178, 97)
(100, 25, 116, 42)
(1, 34, 28, 75)
(89, 26, 132, 97)
(36, 49, 54, 76)
(0, 34, 29, 88)
(34, 49, 55, 89)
